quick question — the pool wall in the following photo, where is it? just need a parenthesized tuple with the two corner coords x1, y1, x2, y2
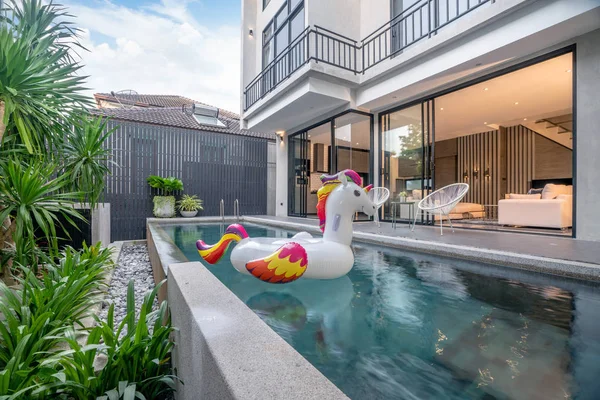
(168, 262, 348, 400)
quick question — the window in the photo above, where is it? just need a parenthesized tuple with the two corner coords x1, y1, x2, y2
(275, 4, 287, 28)
(261, 1, 304, 69)
(263, 0, 271, 10)
(290, 7, 304, 41)
(275, 25, 289, 55)
(263, 23, 274, 66)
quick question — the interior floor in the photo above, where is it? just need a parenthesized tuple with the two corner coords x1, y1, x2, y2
(434, 220, 572, 237)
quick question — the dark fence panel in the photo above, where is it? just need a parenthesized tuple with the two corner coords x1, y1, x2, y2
(104, 120, 268, 241)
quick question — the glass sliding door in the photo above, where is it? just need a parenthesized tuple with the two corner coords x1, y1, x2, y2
(287, 111, 375, 218)
(381, 101, 433, 225)
(288, 131, 309, 217)
(334, 112, 373, 220)
(288, 120, 333, 217)
(306, 121, 332, 217)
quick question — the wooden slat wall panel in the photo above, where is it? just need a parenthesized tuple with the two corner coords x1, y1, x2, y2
(506, 125, 535, 195)
(103, 120, 269, 241)
(458, 130, 501, 209)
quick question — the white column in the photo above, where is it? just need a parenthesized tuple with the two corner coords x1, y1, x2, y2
(372, 112, 380, 188)
(275, 134, 288, 217)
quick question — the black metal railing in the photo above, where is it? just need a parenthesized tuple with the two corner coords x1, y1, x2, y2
(362, 0, 492, 72)
(244, 0, 494, 111)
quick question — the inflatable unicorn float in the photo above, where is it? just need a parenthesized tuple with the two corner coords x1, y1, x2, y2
(196, 169, 389, 284)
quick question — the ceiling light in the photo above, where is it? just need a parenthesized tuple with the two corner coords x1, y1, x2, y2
(356, 142, 359, 145)
(308, 134, 311, 137)
(484, 88, 488, 91)
(440, 108, 444, 111)
(514, 102, 519, 105)
(566, 69, 572, 73)
(523, 118, 527, 121)
(484, 122, 488, 125)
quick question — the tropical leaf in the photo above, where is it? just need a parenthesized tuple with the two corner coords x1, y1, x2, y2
(0, 159, 85, 266)
(60, 115, 117, 208)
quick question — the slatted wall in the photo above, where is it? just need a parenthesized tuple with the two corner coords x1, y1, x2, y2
(506, 125, 535, 195)
(458, 130, 501, 207)
(103, 120, 269, 241)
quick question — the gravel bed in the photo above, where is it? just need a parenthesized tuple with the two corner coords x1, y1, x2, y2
(99, 244, 156, 326)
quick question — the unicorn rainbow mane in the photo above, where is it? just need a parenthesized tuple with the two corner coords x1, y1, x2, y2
(197, 224, 249, 264)
(316, 169, 371, 232)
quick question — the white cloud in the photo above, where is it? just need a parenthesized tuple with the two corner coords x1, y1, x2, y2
(67, 0, 241, 113)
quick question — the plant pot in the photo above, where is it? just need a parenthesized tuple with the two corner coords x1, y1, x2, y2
(153, 196, 176, 218)
(180, 210, 198, 218)
(399, 196, 407, 202)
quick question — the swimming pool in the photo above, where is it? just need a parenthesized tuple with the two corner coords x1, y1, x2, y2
(163, 223, 600, 400)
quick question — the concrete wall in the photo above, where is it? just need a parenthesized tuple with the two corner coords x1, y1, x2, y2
(306, 0, 361, 40)
(275, 134, 288, 216)
(575, 28, 600, 241)
(168, 261, 348, 400)
(267, 141, 277, 215)
(74, 203, 111, 246)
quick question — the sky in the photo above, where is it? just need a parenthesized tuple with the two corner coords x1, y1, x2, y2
(64, 0, 243, 113)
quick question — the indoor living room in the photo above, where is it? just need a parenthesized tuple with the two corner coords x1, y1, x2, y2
(432, 52, 573, 235)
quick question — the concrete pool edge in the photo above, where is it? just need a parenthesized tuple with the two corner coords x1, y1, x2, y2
(168, 262, 348, 400)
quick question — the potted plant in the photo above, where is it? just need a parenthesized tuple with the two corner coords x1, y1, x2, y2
(398, 191, 408, 202)
(147, 175, 183, 218)
(177, 194, 204, 217)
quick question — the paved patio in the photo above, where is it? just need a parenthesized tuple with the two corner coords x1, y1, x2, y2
(248, 215, 599, 266)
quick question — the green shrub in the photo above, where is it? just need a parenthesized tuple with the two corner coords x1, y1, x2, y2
(39, 280, 178, 400)
(0, 243, 112, 398)
(146, 176, 183, 194)
(0, 159, 85, 268)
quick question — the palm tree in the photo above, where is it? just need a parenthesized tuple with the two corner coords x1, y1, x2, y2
(0, 0, 89, 152)
(0, 1, 115, 277)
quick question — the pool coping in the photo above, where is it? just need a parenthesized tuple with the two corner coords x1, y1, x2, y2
(241, 216, 600, 282)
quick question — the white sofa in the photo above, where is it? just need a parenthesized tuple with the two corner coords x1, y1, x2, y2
(498, 184, 573, 229)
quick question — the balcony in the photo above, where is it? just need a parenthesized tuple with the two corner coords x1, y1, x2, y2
(244, 0, 495, 112)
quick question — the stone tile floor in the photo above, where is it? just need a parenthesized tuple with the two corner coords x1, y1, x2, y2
(249, 215, 599, 266)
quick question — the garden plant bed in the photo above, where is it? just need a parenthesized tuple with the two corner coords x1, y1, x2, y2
(100, 243, 157, 327)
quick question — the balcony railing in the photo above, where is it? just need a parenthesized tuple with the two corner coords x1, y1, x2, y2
(244, 0, 494, 111)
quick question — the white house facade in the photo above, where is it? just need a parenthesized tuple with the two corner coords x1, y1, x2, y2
(240, 0, 600, 241)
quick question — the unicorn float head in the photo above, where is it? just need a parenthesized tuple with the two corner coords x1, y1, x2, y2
(196, 169, 388, 283)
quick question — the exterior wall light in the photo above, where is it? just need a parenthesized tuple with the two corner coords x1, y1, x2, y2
(249, 29, 254, 37)
(463, 171, 469, 181)
(275, 131, 285, 141)
(484, 168, 490, 178)
(473, 169, 479, 179)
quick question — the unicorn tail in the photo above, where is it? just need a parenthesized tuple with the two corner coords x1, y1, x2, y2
(196, 224, 249, 264)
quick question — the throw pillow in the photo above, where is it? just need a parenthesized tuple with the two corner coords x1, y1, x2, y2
(542, 184, 566, 199)
(528, 188, 543, 195)
(509, 193, 542, 200)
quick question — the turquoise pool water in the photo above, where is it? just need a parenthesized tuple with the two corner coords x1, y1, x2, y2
(163, 223, 600, 400)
